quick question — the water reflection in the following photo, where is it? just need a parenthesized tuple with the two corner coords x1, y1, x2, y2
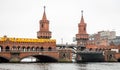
(76, 63, 87, 70)
(0, 63, 120, 70)
(37, 63, 50, 70)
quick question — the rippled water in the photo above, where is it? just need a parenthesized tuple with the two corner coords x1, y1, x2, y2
(0, 62, 120, 70)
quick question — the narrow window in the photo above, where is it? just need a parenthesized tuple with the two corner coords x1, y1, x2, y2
(41, 24, 44, 28)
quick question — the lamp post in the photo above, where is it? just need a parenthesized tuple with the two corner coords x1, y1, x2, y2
(61, 38, 63, 48)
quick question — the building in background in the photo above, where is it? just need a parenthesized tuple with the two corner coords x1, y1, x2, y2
(112, 36, 120, 46)
(89, 31, 116, 46)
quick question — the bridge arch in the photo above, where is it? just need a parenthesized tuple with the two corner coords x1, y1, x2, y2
(20, 55, 58, 62)
(117, 58, 120, 62)
(0, 56, 9, 62)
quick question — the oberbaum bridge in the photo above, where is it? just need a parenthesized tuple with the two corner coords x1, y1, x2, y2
(1, 6, 120, 63)
(0, 6, 72, 62)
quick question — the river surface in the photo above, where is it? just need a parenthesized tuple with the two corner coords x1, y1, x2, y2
(0, 62, 120, 70)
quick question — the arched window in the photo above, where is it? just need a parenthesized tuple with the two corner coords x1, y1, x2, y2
(22, 46, 26, 52)
(99, 48, 102, 51)
(31, 47, 35, 51)
(41, 24, 44, 28)
(40, 47, 44, 51)
(48, 47, 52, 51)
(89, 48, 92, 51)
(17, 46, 21, 51)
(36, 47, 39, 51)
(27, 46, 30, 51)
(5, 46, 10, 51)
(84, 27, 86, 31)
(12, 46, 16, 51)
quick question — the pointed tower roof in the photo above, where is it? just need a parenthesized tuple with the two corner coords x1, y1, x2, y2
(80, 10, 85, 24)
(42, 6, 47, 20)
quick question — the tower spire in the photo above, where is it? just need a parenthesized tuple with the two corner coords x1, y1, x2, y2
(81, 10, 83, 16)
(76, 10, 89, 49)
(37, 6, 51, 39)
(80, 10, 84, 23)
(42, 6, 47, 20)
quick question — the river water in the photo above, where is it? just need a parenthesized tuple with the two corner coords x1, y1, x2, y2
(0, 62, 120, 70)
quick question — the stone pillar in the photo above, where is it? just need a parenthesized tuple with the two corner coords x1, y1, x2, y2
(9, 52, 20, 62)
(104, 50, 117, 62)
(58, 49, 72, 62)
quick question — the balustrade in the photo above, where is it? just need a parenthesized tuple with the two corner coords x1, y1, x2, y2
(0, 48, 57, 52)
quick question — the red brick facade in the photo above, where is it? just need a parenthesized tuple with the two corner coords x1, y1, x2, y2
(37, 6, 51, 39)
(76, 10, 89, 49)
(0, 6, 72, 62)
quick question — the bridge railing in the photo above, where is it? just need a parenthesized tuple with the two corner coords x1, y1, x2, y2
(0, 49, 58, 52)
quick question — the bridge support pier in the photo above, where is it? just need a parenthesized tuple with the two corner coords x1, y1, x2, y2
(104, 50, 117, 62)
(10, 57, 20, 62)
(58, 49, 72, 62)
(9, 52, 20, 62)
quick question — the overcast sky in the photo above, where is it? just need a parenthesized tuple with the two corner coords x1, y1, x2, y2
(0, 0, 120, 44)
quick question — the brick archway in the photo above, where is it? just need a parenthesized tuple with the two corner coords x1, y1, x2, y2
(48, 47, 52, 51)
(0, 56, 9, 62)
(20, 55, 58, 62)
(5, 46, 10, 51)
(117, 58, 120, 62)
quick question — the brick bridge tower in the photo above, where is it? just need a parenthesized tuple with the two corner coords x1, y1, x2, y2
(76, 10, 89, 50)
(37, 6, 51, 39)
